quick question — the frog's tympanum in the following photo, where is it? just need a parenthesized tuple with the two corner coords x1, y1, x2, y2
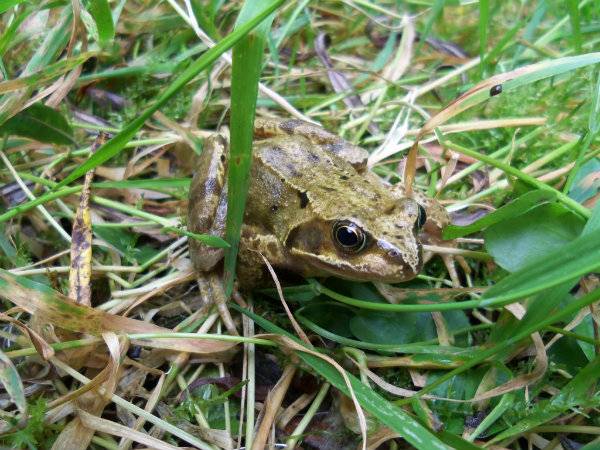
(188, 118, 431, 290)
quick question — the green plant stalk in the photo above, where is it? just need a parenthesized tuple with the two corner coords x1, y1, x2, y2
(56, 0, 285, 188)
(439, 135, 591, 218)
(223, 1, 278, 297)
(285, 382, 331, 449)
(567, 0, 583, 53)
(395, 286, 600, 405)
(478, 0, 489, 78)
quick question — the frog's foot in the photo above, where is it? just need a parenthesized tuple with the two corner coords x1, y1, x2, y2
(197, 273, 239, 335)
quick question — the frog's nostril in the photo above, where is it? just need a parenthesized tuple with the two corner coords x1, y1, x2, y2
(388, 249, 400, 258)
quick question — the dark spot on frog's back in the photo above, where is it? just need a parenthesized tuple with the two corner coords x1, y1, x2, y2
(340, 174, 349, 180)
(324, 142, 344, 154)
(298, 191, 309, 208)
(306, 151, 320, 163)
(279, 119, 304, 134)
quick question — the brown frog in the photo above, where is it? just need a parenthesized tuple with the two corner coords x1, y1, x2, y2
(188, 118, 431, 290)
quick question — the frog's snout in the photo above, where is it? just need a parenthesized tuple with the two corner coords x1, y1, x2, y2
(377, 238, 423, 279)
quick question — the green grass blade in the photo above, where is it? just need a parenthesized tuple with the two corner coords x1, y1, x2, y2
(86, 0, 115, 44)
(232, 304, 454, 450)
(478, 0, 489, 77)
(223, 0, 278, 296)
(567, 0, 582, 53)
(443, 190, 556, 239)
(440, 136, 590, 218)
(0, 0, 27, 15)
(0, 348, 26, 415)
(55, 0, 285, 189)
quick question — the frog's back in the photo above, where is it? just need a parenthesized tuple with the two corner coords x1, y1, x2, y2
(253, 136, 397, 221)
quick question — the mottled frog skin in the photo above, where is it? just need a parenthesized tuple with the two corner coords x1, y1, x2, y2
(188, 118, 429, 288)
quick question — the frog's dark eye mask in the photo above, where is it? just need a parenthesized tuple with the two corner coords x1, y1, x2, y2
(332, 220, 368, 253)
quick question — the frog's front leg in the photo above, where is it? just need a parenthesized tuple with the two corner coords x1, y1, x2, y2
(188, 134, 238, 335)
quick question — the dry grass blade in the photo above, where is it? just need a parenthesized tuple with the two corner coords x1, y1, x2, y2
(260, 254, 310, 345)
(68, 133, 106, 305)
(78, 409, 180, 450)
(0, 272, 236, 355)
(50, 332, 122, 450)
(251, 364, 296, 450)
(0, 312, 54, 359)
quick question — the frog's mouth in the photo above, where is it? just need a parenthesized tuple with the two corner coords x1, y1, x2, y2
(291, 247, 422, 283)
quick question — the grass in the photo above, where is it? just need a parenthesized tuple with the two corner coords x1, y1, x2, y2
(0, 1, 600, 449)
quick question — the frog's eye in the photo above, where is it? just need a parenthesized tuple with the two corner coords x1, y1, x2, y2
(416, 204, 427, 230)
(333, 221, 367, 253)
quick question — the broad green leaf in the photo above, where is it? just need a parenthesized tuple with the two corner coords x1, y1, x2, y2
(299, 303, 354, 338)
(233, 304, 454, 450)
(93, 227, 159, 265)
(223, 0, 278, 296)
(350, 311, 436, 344)
(443, 190, 556, 240)
(86, 0, 115, 44)
(0, 103, 74, 145)
(484, 203, 585, 272)
(56, 0, 285, 189)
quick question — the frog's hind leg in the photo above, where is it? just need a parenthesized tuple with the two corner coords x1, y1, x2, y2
(188, 134, 238, 335)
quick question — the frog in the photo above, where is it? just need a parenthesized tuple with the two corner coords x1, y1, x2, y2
(187, 118, 455, 332)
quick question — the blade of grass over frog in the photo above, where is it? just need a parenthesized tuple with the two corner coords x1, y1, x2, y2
(395, 286, 600, 405)
(223, 0, 278, 297)
(55, 0, 285, 189)
(0, 348, 26, 414)
(232, 304, 453, 450)
(443, 190, 556, 239)
(439, 136, 591, 218)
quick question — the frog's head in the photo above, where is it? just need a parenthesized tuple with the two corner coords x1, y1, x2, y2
(285, 196, 425, 283)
